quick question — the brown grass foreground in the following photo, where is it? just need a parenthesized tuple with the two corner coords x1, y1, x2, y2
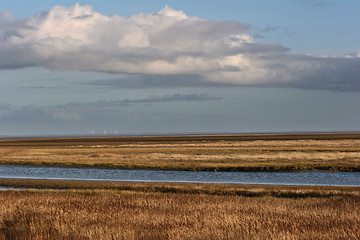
(1, 133, 360, 171)
(0, 186, 359, 239)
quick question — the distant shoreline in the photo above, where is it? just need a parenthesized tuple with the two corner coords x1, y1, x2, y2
(2, 131, 360, 141)
(1, 131, 360, 140)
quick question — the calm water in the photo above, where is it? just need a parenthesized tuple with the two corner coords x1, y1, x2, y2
(0, 165, 359, 186)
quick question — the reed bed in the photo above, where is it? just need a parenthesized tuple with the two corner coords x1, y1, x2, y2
(1, 133, 360, 171)
(1, 178, 360, 198)
(0, 189, 359, 239)
(1, 134, 360, 239)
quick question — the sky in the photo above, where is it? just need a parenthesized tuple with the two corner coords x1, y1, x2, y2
(0, 0, 360, 136)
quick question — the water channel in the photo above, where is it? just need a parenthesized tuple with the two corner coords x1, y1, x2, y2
(0, 165, 359, 186)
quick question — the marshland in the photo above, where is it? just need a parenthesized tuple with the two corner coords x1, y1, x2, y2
(1, 133, 360, 239)
(2, 0, 360, 239)
(0, 185, 359, 239)
(1, 133, 360, 172)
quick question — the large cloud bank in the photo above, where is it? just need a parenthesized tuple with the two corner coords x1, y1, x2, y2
(1, 4, 359, 90)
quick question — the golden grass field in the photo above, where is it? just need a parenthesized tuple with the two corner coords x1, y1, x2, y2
(0, 133, 360, 171)
(1, 133, 360, 239)
(0, 186, 359, 239)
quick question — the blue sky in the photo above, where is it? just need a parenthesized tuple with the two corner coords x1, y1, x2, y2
(0, 1, 359, 136)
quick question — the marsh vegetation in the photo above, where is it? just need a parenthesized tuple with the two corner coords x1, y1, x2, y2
(0, 185, 359, 239)
(1, 134, 360, 239)
(1, 133, 360, 172)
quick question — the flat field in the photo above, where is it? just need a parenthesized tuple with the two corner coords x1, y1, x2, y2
(0, 133, 360, 171)
(0, 185, 359, 239)
(1, 133, 360, 239)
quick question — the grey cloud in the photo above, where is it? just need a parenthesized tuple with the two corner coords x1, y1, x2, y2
(297, 57, 360, 91)
(257, 25, 290, 37)
(123, 93, 222, 103)
(253, 55, 360, 91)
(88, 74, 236, 88)
(0, 4, 359, 91)
(262, 25, 280, 33)
(86, 53, 360, 91)
(0, 93, 221, 120)
(240, 43, 290, 54)
(18, 86, 61, 90)
(66, 93, 221, 108)
(254, 25, 291, 41)
(73, 14, 93, 20)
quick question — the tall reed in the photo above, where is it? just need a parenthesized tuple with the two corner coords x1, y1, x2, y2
(1, 190, 359, 239)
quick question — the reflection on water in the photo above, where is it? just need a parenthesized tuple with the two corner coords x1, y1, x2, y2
(0, 165, 359, 186)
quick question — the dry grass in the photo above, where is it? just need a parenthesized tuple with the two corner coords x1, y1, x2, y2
(1, 133, 359, 239)
(1, 133, 360, 171)
(0, 188, 359, 240)
(1, 178, 360, 198)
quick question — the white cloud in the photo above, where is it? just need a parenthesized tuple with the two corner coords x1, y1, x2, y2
(0, 11, 14, 21)
(0, 4, 360, 90)
(0, 4, 250, 75)
(345, 50, 360, 58)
